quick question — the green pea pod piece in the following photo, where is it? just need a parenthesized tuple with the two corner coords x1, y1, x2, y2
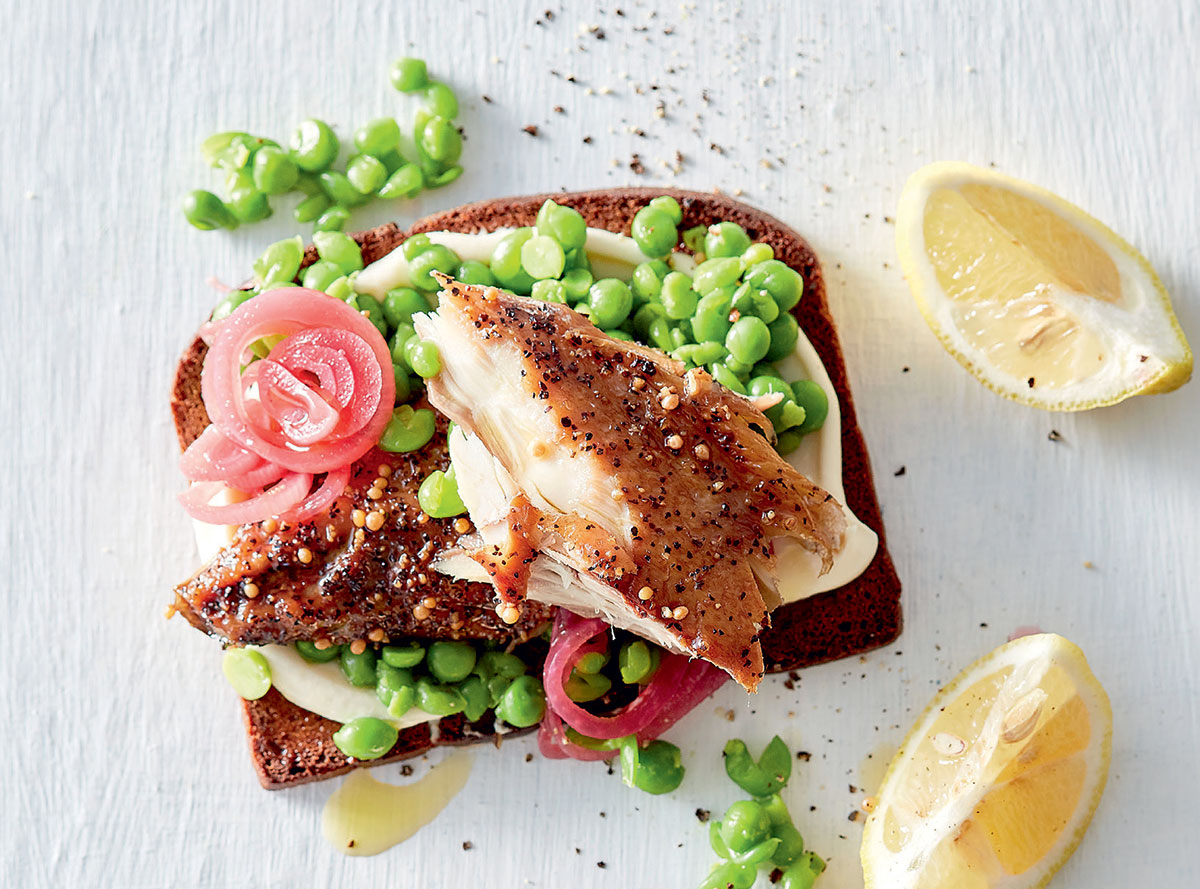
(295, 640, 341, 663)
(378, 405, 436, 453)
(459, 674, 490, 722)
(222, 649, 271, 700)
(619, 737, 684, 795)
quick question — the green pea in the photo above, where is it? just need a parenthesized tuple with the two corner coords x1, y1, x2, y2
(409, 246, 459, 293)
(455, 259, 495, 286)
(459, 675, 490, 722)
(293, 172, 324, 196)
(741, 241, 774, 269)
(764, 312, 799, 361)
(723, 356, 754, 380)
(253, 236, 304, 287)
(495, 675, 546, 727)
(588, 278, 633, 329)
(705, 222, 752, 258)
(745, 259, 803, 311)
(561, 267, 593, 301)
(377, 163, 424, 200)
(718, 799, 773, 854)
(345, 154, 387, 195)
(565, 244, 592, 272)
(312, 231, 363, 275)
(393, 365, 414, 404)
(475, 650, 527, 682)
(491, 227, 536, 292)
(531, 279, 568, 303)
(619, 738, 685, 795)
(688, 342, 728, 365)
(631, 261, 667, 301)
(682, 224, 708, 254)
(380, 287, 427, 328)
(251, 145, 299, 196)
(693, 256, 743, 295)
(648, 194, 683, 224)
(211, 289, 255, 321)
(406, 340, 442, 378)
(379, 405, 436, 452)
(200, 131, 250, 168)
(733, 284, 781, 323)
(565, 669, 611, 702)
(294, 192, 332, 224)
(390, 56, 429, 92)
(771, 823, 805, 868)
(313, 205, 350, 232)
(516, 235, 562, 280)
(428, 165, 463, 188)
(747, 375, 791, 399)
(324, 275, 354, 301)
(332, 717, 398, 761)
(424, 81, 459, 118)
(348, 293, 388, 337)
(631, 205, 678, 259)
(632, 302, 665, 339)
(318, 170, 369, 207)
(722, 736, 792, 796)
(295, 640, 341, 663)
(691, 290, 734, 343)
(376, 662, 416, 715)
(775, 429, 802, 455)
(222, 649, 271, 700)
(790, 380, 828, 435)
(389, 324, 417, 364)
(605, 328, 634, 341)
(224, 171, 271, 222)
(710, 362, 747, 393)
(660, 271, 698, 320)
(182, 190, 237, 230)
(420, 116, 463, 163)
(402, 233, 432, 261)
(354, 117, 401, 157)
(339, 646, 378, 687)
(289, 119, 340, 172)
(427, 638, 477, 681)
(416, 677, 466, 716)
(417, 467, 465, 517)
(777, 853, 825, 889)
(647, 316, 675, 351)
(773, 401, 807, 433)
(381, 642, 425, 669)
(618, 639, 661, 684)
(535, 199, 588, 251)
(726, 316, 771, 365)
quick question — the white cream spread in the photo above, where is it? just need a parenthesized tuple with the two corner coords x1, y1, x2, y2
(193, 224, 878, 722)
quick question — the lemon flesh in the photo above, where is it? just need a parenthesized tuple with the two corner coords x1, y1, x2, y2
(862, 633, 1112, 889)
(897, 162, 1192, 410)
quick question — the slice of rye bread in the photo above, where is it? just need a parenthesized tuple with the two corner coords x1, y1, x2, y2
(170, 187, 902, 789)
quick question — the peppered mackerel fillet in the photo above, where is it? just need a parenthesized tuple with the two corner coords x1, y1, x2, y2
(415, 278, 847, 690)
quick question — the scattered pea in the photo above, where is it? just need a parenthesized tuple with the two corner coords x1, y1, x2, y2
(252, 145, 299, 195)
(420, 116, 463, 163)
(346, 153, 388, 194)
(252, 236, 304, 287)
(490, 227, 536, 293)
(722, 736, 792, 797)
(294, 192, 332, 223)
(332, 717, 398, 761)
(318, 170, 369, 207)
(691, 290, 734, 343)
(632, 260, 668, 301)
(428, 165, 464, 188)
(323, 275, 354, 301)
(390, 57, 429, 93)
(376, 662, 416, 710)
(765, 312, 799, 361)
(565, 669, 611, 702)
(561, 267, 594, 301)
(222, 649, 271, 700)
(620, 738, 685, 795)
(382, 287, 430, 328)
(200, 131, 250, 168)
(378, 163, 425, 199)
(424, 81, 459, 119)
(378, 405, 436, 452)
(354, 117, 401, 157)
(618, 639, 660, 684)
(312, 230, 363, 274)
(289, 119, 340, 172)
(740, 241, 774, 269)
(710, 362, 747, 394)
(313, 204, 350, 232)
(682, 224, 708, 254)
(402, 233, 433, 261)
(182, 189, 237, 230)
(775, 429, 803, 455)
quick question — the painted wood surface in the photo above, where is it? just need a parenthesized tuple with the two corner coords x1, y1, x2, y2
(2, 1, 1197, 886)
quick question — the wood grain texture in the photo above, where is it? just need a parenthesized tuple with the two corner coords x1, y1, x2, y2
(2, 1, 1196, 887)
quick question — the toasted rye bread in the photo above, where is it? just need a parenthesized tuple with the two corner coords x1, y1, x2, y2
(171, 188, 902, 789)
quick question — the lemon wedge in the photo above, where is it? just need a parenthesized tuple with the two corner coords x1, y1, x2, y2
(896, 162, 1192, 410)
(861, 633, 1112, 889)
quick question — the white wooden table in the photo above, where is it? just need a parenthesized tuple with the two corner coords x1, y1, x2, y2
(3, 1, 1197, 886)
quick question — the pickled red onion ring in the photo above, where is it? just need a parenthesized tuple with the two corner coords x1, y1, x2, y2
(225, 460, 288, 492)
(201, 289, 393, 473)
(178, 474, 313, 525)
(541, 609, 714, 742)
(179, 424, 263, 482)
(537, 709, 618, 762)
(280, 465, 351, 522)
(247, 360, 341, 446)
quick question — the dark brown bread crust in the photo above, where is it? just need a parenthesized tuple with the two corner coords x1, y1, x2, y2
(170, 188, 901, 788)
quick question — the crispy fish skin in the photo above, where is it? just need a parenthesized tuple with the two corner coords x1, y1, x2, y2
(417, 279, 846, 689)
(171, 420, 552, 647)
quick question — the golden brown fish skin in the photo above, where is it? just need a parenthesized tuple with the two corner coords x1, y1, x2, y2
(424, 279, 847, 689)
(171, 422, 553, 647)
